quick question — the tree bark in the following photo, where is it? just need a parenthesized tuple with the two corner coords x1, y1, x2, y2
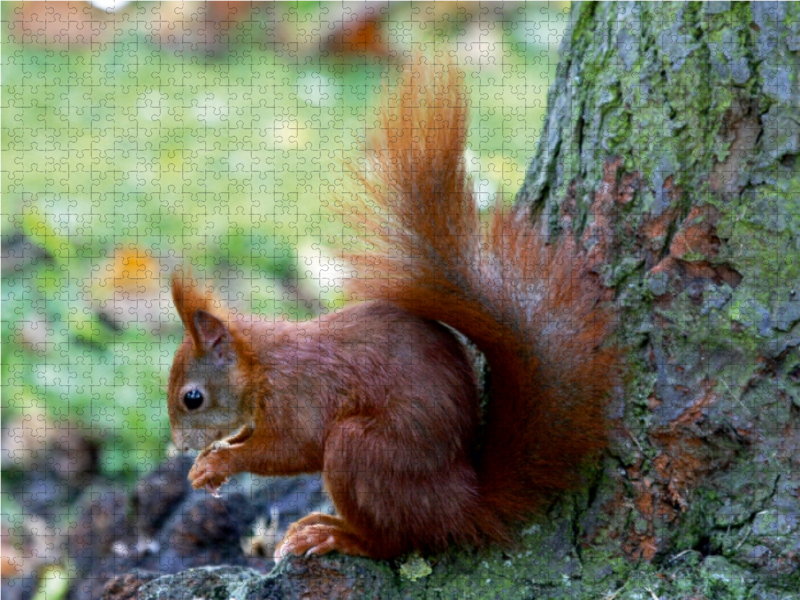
(512, 1, 800, 595)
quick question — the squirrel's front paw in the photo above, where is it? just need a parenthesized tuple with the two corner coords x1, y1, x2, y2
(188, 449, 232, 493)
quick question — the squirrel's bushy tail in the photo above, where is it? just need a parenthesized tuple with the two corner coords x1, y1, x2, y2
(342, 58, 616, 545)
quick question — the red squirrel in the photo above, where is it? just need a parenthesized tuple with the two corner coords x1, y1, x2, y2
(167, 59, 617, 562)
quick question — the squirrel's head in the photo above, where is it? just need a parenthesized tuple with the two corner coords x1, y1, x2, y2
(167, 270, 250, 452)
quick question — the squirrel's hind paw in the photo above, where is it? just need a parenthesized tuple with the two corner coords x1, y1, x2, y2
(274, 513, 370, 561)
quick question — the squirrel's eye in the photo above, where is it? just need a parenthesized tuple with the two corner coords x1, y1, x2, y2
(183, 389, 204, 410)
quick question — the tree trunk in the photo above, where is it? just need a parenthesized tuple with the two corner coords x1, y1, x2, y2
(131, 2, 800, 598)
(512, 1, 800, 595)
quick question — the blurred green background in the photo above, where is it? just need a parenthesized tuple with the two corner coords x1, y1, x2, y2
(2, 1, 568, 482)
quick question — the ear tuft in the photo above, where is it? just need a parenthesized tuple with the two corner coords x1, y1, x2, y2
(171, 267, 217, 351)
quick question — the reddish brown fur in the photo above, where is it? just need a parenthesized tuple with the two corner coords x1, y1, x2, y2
(167, 58, 616, 561)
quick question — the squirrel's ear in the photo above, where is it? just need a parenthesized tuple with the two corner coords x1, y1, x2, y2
(171, 268, 214, 351)
(193, 310, 235, 365)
